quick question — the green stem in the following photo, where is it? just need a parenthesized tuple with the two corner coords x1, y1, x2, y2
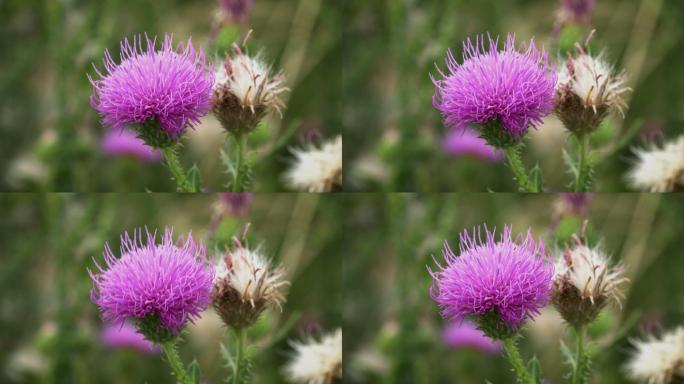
(232, 134, 247, 192)
(501, 338, 533, 384)
(574, 134, 591, 192)
(232, 328, 246, 384)
(161, 146, 192, 192)
(504, 146, 535, 192)
(572, 326, 586, 384)
(162, 341, 190, 384)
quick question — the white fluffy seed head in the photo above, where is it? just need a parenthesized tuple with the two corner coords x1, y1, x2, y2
(627, 136, 684, 192)
(286, 135, 342, 192)
(214, 245, 288, 309)
(557, 53, 629, 115)
(214, 52, 287, 114)
(554, 244, 626, 305)
(285, 328, 343, 384)
(626, 327, 684, 384)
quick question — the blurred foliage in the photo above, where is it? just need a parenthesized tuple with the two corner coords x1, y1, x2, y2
(344, 0, 684, 191)
(343, 193, 684, 383)
(0, 193, 342, 383)
(0, 0, 341, 191)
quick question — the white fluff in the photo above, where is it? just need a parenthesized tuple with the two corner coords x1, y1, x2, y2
(557, 53, 628, 114)
(214, 52, 286, 113)
(626, 327, 684, 384)
(214, 246, 287, 308)
(555, 244, 626, 304)
(285, 329, 343, 384)
(627, 136, 684, 192)
(286, 136, 342, 192)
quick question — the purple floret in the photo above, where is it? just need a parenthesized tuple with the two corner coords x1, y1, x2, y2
(432, 34, 556, 141)
(89, 228, 214, 334)
(89, 34, 214, 140)
(429, 225, 553, 330)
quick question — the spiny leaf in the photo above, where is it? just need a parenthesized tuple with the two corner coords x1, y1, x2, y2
(188, 359, 201, 384)
(187, 164, 202, 192)
(527, 356, 541, 384)
(560, 339, 577, 370)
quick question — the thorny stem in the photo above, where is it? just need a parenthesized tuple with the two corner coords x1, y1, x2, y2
(232, 328, 246, 384)
(574, 134, 591, 192)
(162, 340, 190, 384)
(504, 146, 536, 192)
(161, 146, 193, 192)
(501, 338, 534, 384)
(232, 134, 248, 192)
(572, 325, 587, 384)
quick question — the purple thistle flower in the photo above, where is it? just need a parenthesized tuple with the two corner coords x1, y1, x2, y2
(218, 0, 253, 23)
(432, 34, 556, 145)
(89, 34, 214, 141)
(442, 320, 501, 354)
(559, 192, 593, 216)
(429, 225, 553, 335)
(561, 0, 595, 25)
(442, 127, 503, 161)
(89, 228, 214, 338)
(217, 193, 253, 217)
(101, 128, 161, 162)
(100, 322, 160, 354)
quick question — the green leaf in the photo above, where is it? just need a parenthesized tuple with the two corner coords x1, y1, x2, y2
(526, 356, 541, 384)
(562, 149, 579, 178)
(560, 339, 577, 370)
(528, 165, 544, 192)
(187, 165, 202, 192)
(220, 342, 236, 371)
(188, 359, 201, 384)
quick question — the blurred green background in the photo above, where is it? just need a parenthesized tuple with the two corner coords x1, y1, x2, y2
(343, 193, 684, 383)
(344, 0, 684, 191)
(0, 193, 342, 383)
(0, 0, 341, 191)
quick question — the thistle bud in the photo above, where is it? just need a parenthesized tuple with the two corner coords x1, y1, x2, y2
(212, 37, 287, 136)
(212, 237, 288, 329)
(551, 235, 627, 327)
(554, 35, 630, 135)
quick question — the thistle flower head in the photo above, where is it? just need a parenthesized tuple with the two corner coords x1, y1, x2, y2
(286, 135, 342, 192)
(442, 127, 503, 162)
(101, 128, 161, 162)
(626, 327, 684, 384)
(432, 33, 556, 147)
(555, 38, 630, 134)
(212, 234, 288, 329)
(627, 136, 684, 192)
(100, 322, 159, 354)
(442, 320, 501, 354)
(89, 35, 214, 147)
(215, 192, 254, 217)
(89, 228, 214, 342)
(552, 233, 627, 326)
(212, 38, 287, 135)
(284, 328, 343, 384)
(217, 0, 253, 23)
(429, 225, 554, 339)
(556, 192, 593, 217)
(559, 0, 596, 25)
